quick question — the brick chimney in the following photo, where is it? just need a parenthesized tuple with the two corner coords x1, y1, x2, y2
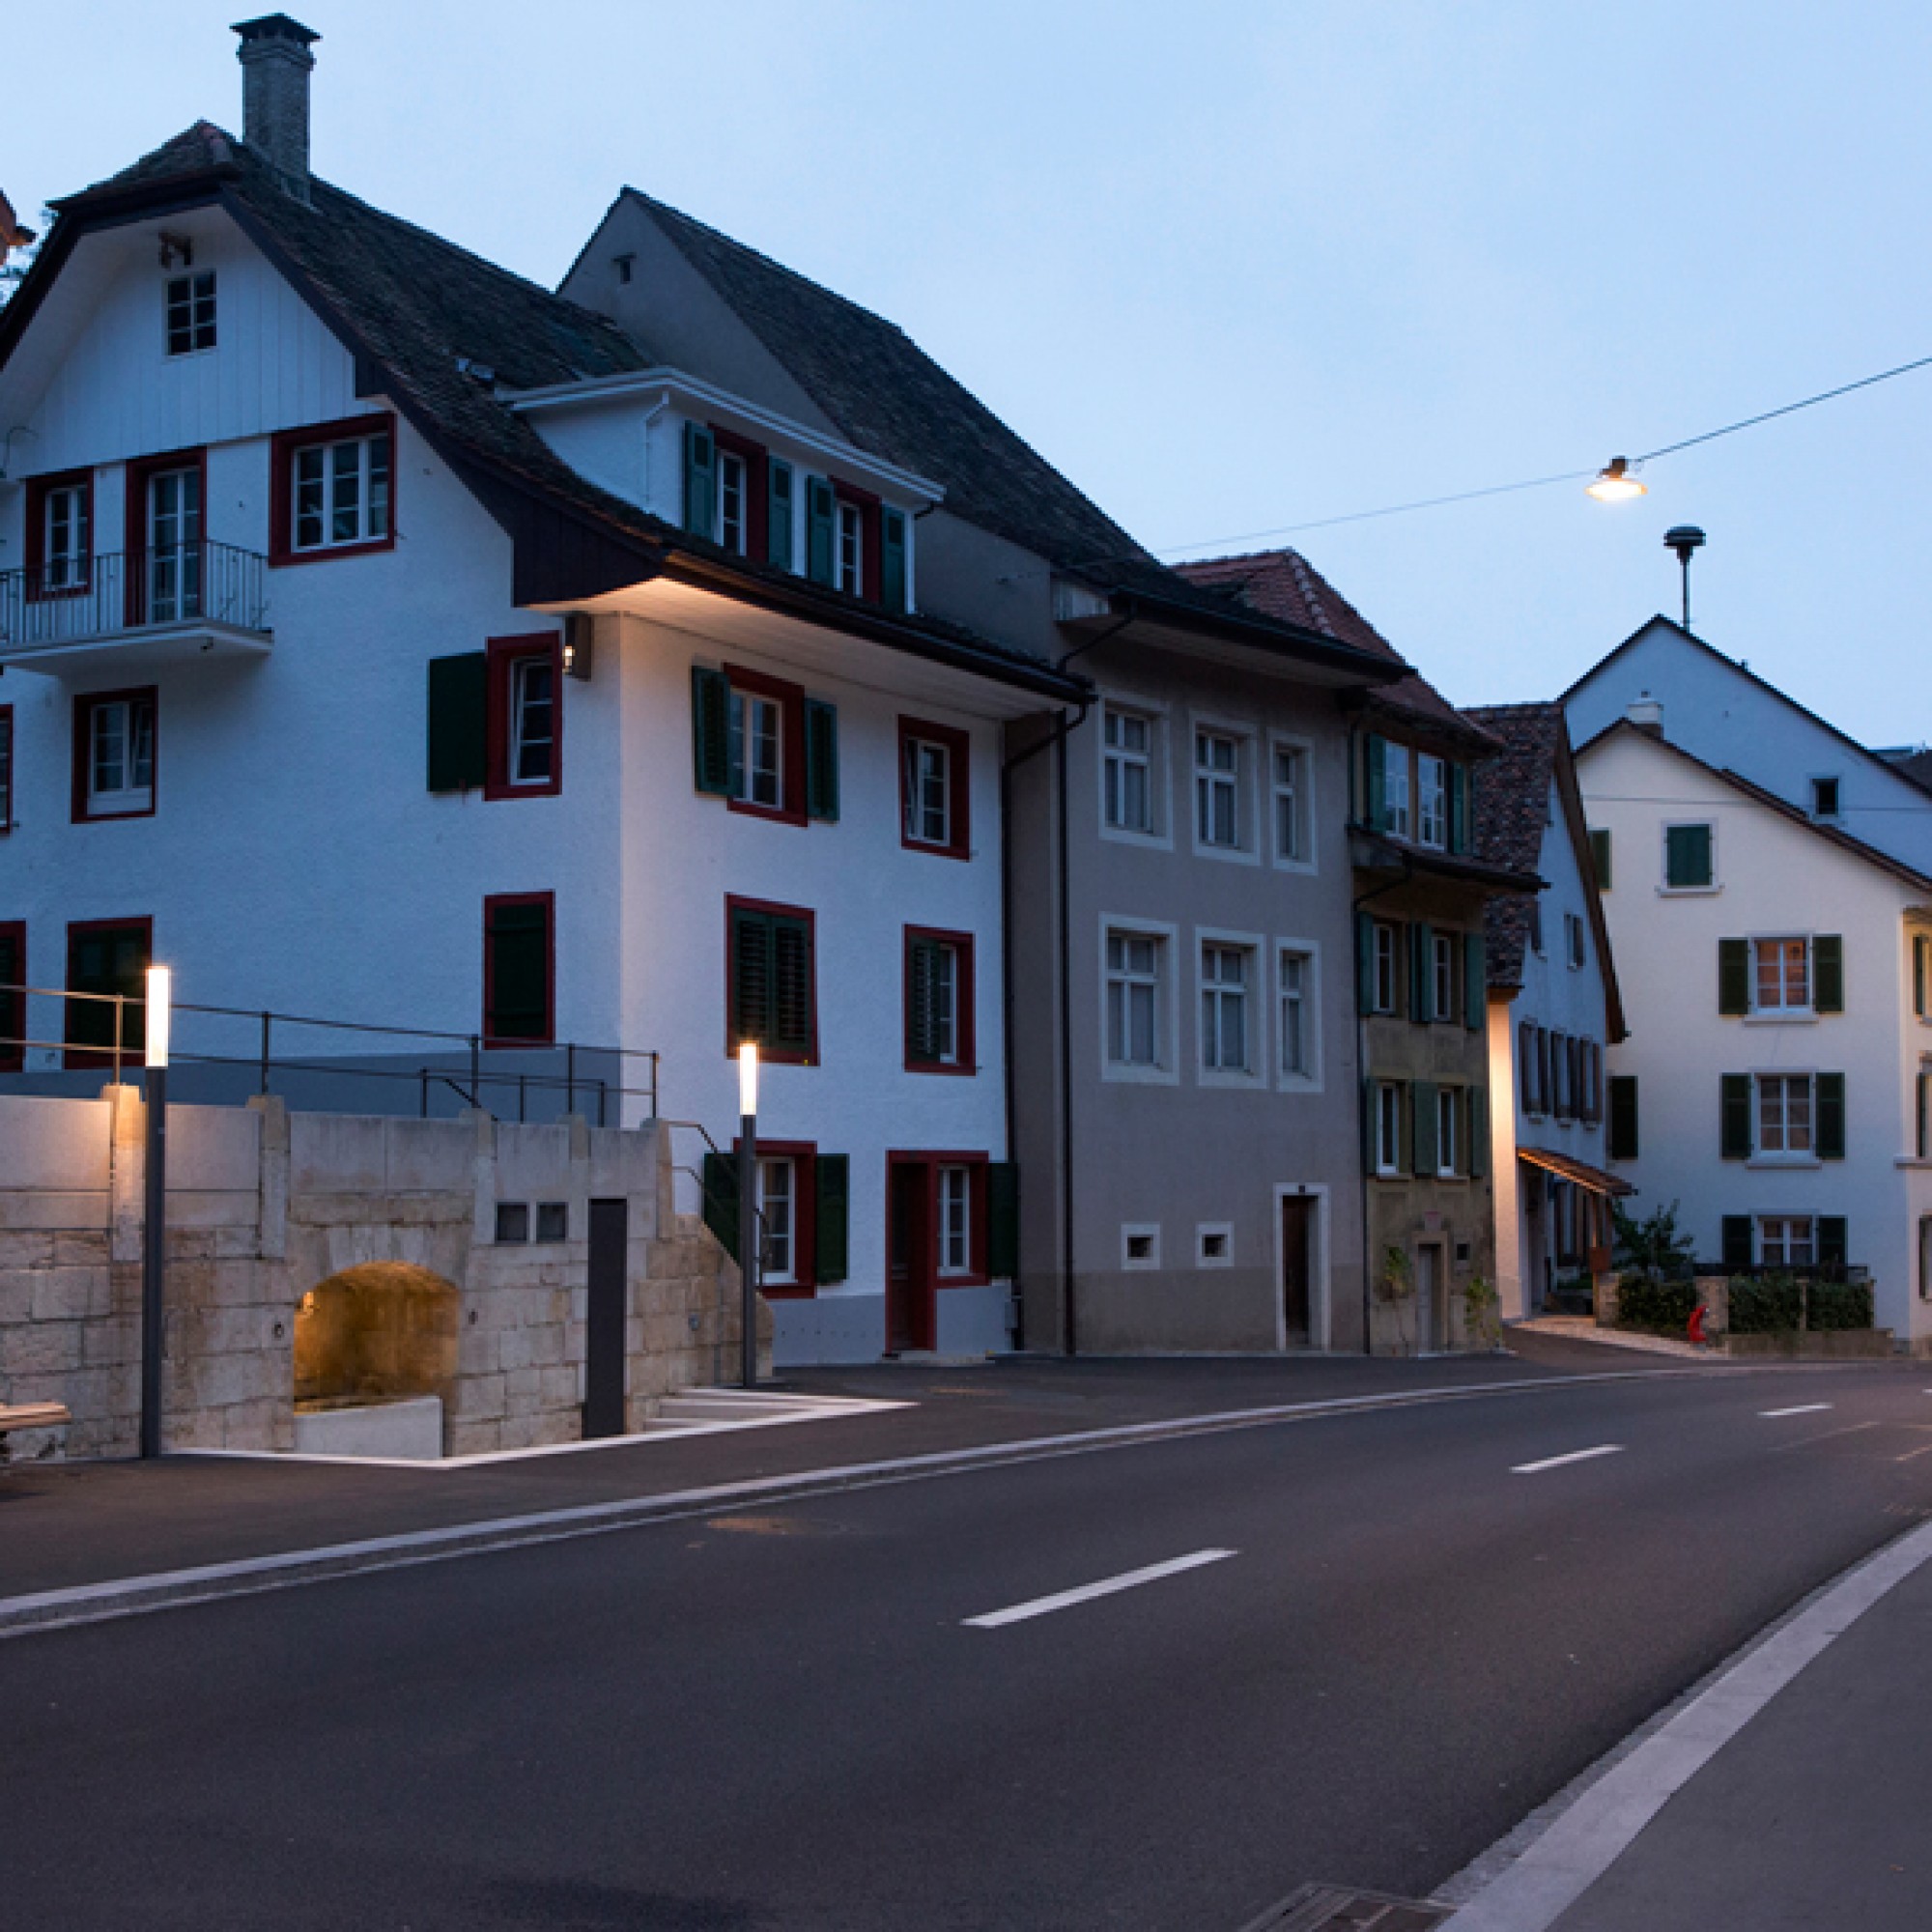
(233, 14, 321, 201)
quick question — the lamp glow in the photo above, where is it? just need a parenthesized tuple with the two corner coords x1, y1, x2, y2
(1585, 457, 1647, 503)
(737, 1039, 759, 1118)
(144, 966, 172, 1070)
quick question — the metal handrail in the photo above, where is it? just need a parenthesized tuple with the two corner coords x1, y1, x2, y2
(0, 542, 269, 648)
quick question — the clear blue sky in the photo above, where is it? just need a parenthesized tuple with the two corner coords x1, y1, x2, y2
(13, 2, 1930, 742)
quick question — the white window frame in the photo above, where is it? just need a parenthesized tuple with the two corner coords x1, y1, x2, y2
(1416, 752, 1448, 850)
(1436, 1086, 1460, 1179)
(716, 448, 748, 555)
(1566, 912, 1586, 971)
(1276, 941, 1322, 1091)
(43, 482, 90, 591)
(729, 689, 784, 810)
(1661, 818, 1720, 895)
(757, 1156, 797, 1286)
(86, 696, 155, 816)
(164, 270, 215, 356)
(836, 498, 864, 596)
(1099, 915, 1179, 1086)
(1098, 696, 1170, 846)
(1196, 1222, 1235, 1269)
(1122, 1223, 1161, 1270)
(1381, 742, 1412, 841)
(902, 734, 952, 848)
(1808, 776, 1841, 822)
(507, 653, 556, 788)
(291, 429, 391, 554)
(937, 1164, 973, 1277)
(1432, 932, 1456, 1024)
(1755, 1071, 1817, 1162)
(1189, 714, 1259, 864)
(1269, 733, 1317, 873)
(1196, 927, 1263, 1086)
(1749, 934, 1813, 1017)
(1374, 1080, 1404, 1177)
(1372, 920, 1400, 1016)
(1757, 1213, 1816, 1267)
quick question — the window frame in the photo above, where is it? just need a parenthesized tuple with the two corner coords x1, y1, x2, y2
(724, 895, 818, 1065)
(163, 270, 216, 356)
(1757, 1213, 1817, 1267)
(904, 925, 977, 1075)
(1100, 914, 1179, 1086)
(1269, 733, 1317, 872)
(1662, 819, 1719, 894)
(1381, 741, 1412, 840)
(1808, 776, 1841, 821)
(124, 445, 209, 630)
(1277, 941, 1321, 1090)
(1190, 717, 1257, 862)
(1197, 928, 1262, 1084)
(731, 1136, 820, 1297)
(63, 915, 152, 1070)
(270, 412, 398, 566)
(898, 715, 971, 860)
(1749, 935, 1813, 1016)
(722, 665, 810, 827)
(1432, 931, 1457, 1024)
(1436, 1085, 1461, 1178)
(832, 481, 882, 602)
(484, 633, 564, 800)
(1416, 751, 1449, 850)
(24, 469, 94, 600)
(482, 891, 556, 1049)
(0, 921, 25, 1074)
(1196, 1222, 1235, 1269)
(71, 686, 158, 824)
(1566, 912, 1586, 971)
(1755, 1070, 1817, 1160)
(1098, 696, 1169, 846)
(901, 1150, 991, 1288)
(1371, 919, 1400, 1016)
(1374, 1080, 1405, 1177)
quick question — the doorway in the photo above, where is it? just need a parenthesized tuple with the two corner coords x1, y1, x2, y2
(1416, 1242, 1449, 1354)
(1280, 1196, 1313, 1347)
(132, 457, 204, 625)
(582, 1198, 628, 1438)
(887, 1158, 935, 1354)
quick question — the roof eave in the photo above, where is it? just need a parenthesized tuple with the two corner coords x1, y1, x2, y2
(1074, 585, 1405, 688)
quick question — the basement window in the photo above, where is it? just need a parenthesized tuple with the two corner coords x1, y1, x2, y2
(1196, 1223, 1233, 1267)
(1122, 1223, 1160, 1270)
(495, 1203, 530, 1244)
(535, 1203, 569, 1243)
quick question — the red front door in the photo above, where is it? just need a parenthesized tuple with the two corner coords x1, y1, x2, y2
(887, 1158, 935, 1354)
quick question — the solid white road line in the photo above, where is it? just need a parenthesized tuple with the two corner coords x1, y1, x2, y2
(1511, 1445, 1624, 1475)
(1760, 1403, 1833, 1418)
(963, 1549, 1236, 1629)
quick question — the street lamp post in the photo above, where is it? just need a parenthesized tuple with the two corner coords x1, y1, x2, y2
(139, 966, 172, 1460)
(737, 1040, 759, 1391)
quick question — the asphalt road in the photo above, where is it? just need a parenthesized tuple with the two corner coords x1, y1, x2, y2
(6, 1361, 1932, 1930)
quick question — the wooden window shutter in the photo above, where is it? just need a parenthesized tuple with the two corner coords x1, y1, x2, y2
(1608, 1074, 1639, 1159)
(906, 938, 938, 1064)
(731, 908, 775, 1048)
(1365, 734, 1387, 831)
(813, 1152, 850, 1284)
(1812, 935, 1844, 1012)
(1411, 1080, 1437, 1178)
(1355, 912, 1377, 1014)
(1917, 936, 1928, 1018)
(691, 666, 733, 797)
(426, 652, 488, 792)
(683, 422, 717, 540)
(1721, 1215, 1753, 1269)
(1361, 1078, 1378, 1174)
(767, 458, 795, 571)
(804, 698, 840, 821)
(1535, 1027, 1550, 1113)
(1448, 763, 1469, 854)
(0, 928, 20, 1071)
(1718, 938, 1750, 1015)
(1463, 931, 1486, 1030)
(1720, 1073, 1753, 1160)
(880, 506, 909, 612)
(1666, 823, 1712, 888)
(701, 1149, 740, 1264)
(986, 1161, 1021, 1280)
(1409, 923, 1434, 1024)
(1589, 829, 1611, 891)
(1818, 1215, 1848, 1267)
(1519, 1022, 1535, 1112)
(1918, 1069, 1928, 1161)
(1816, 1071, 1846, 1159)
(772, 916, 814, 1058)
(1467, 1085, 1488, 1179)
(486, 900, 550, 1042)
(805, 476, 837, 585)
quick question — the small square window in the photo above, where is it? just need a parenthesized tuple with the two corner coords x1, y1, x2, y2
(1196, 1223, 1233, 1267)
(496, 1202, 531, 1243)
(1810, 777, 1840, 820)
(534, 1202, 568, 1243)
(1122, 1224, 1160, 1269)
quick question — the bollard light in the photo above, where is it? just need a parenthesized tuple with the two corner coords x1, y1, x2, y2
(145, 965, 172, 1069)
(737, 1037, 759, 1119)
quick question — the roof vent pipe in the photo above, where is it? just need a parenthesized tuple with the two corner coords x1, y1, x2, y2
(233, 14, 320, 203)
(1626, 693, 1664, 737)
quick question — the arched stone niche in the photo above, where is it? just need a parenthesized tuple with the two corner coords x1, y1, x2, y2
(293, 1261, 461, 1411)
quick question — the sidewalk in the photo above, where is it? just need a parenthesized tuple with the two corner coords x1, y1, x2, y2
(1442, 1517, 1932, 1931)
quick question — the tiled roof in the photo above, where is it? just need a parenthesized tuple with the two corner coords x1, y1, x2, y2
(1175, 548, 1501, 750)
(1463, 701, 1565, 986)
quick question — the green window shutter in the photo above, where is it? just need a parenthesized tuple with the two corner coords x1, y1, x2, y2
(767, 458, 795, 571)
(1812, 934, 1844, 1013)
(1467, 1084, 1488, 1179)
(702, 1150, 740, 1264)
(880, 506, 909, 612)
(731, 908, 776, 1048)
(1718, 939, 1750, 1015)
(1589, 829, 1612, 891)
(1918, 1070, 1928, 1160)
(1411, 1080, 1437, 1178)
(486, 900, 550, 1041)
(691, 666, 733, 797)
(1818, 1215, 1848, 1267)
(0, 928, 19, 1065)
(1608, 1074, 1639, 1160)
(986, 1161, 1020, 1280)
(1362, 1078, 1378, 1175)
(1721, 1215, 1754, 1270)
(683, 422, 717, 540)
(426, 651, 488, 793)
(805, 476, 836, 585)
(1448, 763, 1469, 854)
(1356, 912, 1377, 1014)
(773, 915, 814, 1059)
(1666, 823, 1712, 889)
(804, 698, 840, 822)
(1463, 931, 1486, 1030)
(906, 938, 937, 1063)
(1365, 735, 1387, 831)
(1409, 923, 1433, 1025)
(1917, 936, 1928, 1018)
(1720, 1073, 1753, 1160)
(814, 1152, 850, 1284)
(1816, 1071, 1846, 1159)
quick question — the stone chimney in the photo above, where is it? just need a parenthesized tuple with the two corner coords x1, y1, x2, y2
(1626, 693, 1664, 737)
(233, 14, 321, 201)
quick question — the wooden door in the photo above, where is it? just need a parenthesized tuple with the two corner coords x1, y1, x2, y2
(1280, 1197, 1313, 1346)
(887, 1159, 933, 1354)
(582, 1198, 627, 1438)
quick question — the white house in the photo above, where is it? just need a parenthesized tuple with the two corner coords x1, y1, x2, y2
(1574, 713, 1932, 1346)
(1466, 703, 1628, 1321)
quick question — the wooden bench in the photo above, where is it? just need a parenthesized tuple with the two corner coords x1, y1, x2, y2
(0, 1403, 71, 1435)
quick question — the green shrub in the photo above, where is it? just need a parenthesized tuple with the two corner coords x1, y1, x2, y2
(1806, 1279, 1874, 1331)
(1616, 1272, 1698, 1336)
(1730, 1273, 1804, 1334)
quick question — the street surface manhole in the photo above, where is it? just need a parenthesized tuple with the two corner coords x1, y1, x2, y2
(1239, 1882, 1451, 1931)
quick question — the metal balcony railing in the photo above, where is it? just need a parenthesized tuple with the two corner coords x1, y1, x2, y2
(0, 543, 269, 650)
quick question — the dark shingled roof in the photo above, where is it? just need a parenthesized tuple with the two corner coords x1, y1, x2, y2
(1175, 548, 1502, 753)
(1463, 701, 1566, 987)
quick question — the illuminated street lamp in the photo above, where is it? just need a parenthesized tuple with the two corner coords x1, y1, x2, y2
(1585, 457, 1647, 503)
(737, 1040, 759, 1390)
(140, 966, 172, 1459)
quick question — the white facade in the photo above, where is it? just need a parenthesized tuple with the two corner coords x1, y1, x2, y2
(1576, 724, 1932, 1346)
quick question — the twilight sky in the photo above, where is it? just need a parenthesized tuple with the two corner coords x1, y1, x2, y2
(12, 2, 1930, 743)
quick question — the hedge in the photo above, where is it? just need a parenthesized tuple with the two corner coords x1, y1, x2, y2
(1729, 1274, 1804, 1335)
(1806, 1279, 1875, 1331)
(1616, 1273, 1699, 1337)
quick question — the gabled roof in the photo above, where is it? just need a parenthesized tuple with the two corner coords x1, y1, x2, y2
(2, 126, 1087, 702)
(1463, 700, 1627, 1038)
(1578, 718, 1932, 896)
(1176, 548, 1503, 753)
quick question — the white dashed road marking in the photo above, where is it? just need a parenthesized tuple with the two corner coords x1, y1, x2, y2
(1511, 1446, 1625, 1475)
(1760, 1404, 1833, 1418)
(964, 1549, 1236, 1629)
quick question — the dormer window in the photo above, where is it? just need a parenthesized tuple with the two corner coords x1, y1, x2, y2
(1417, 753, 1448, 848)
(718, 449, 748, 554)
(165, 272, 216, 355)
(1382, 743, 1411, 838)
(837, 500, 864, 596)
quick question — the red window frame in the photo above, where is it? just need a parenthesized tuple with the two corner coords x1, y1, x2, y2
(0, 703, 14, 834)
(833, 479, 882, 603)
(709, 426, 769, 561)
(124, 445, 209, 629)
(898, 715, 972, 860)
(64, 915, 153, 1071)
(724, 895, 818, 1066)
(485, 632, 564, 800)
(269, 411, 399, 567)
(0, 921, 25, 1073)
(24, 469, 94, 601)
(888, 1150, 992, 1293)
(71, 686, 158, 825)
(903, 925, 977, 1075)
(482, 891, 556, 1049)
(732, 1136, 819, 1297)
(725, 664, 809, 827)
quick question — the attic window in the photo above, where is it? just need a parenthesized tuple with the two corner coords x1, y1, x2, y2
(1810, 776, 1841, 819)
(613, 254, 635, 284)
(165, 271, 216, 355)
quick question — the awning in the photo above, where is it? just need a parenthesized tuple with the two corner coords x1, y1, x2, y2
(1518, 1147, 1634, 1197)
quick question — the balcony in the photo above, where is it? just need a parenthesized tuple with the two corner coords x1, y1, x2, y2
(0, 543, 271, 675)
